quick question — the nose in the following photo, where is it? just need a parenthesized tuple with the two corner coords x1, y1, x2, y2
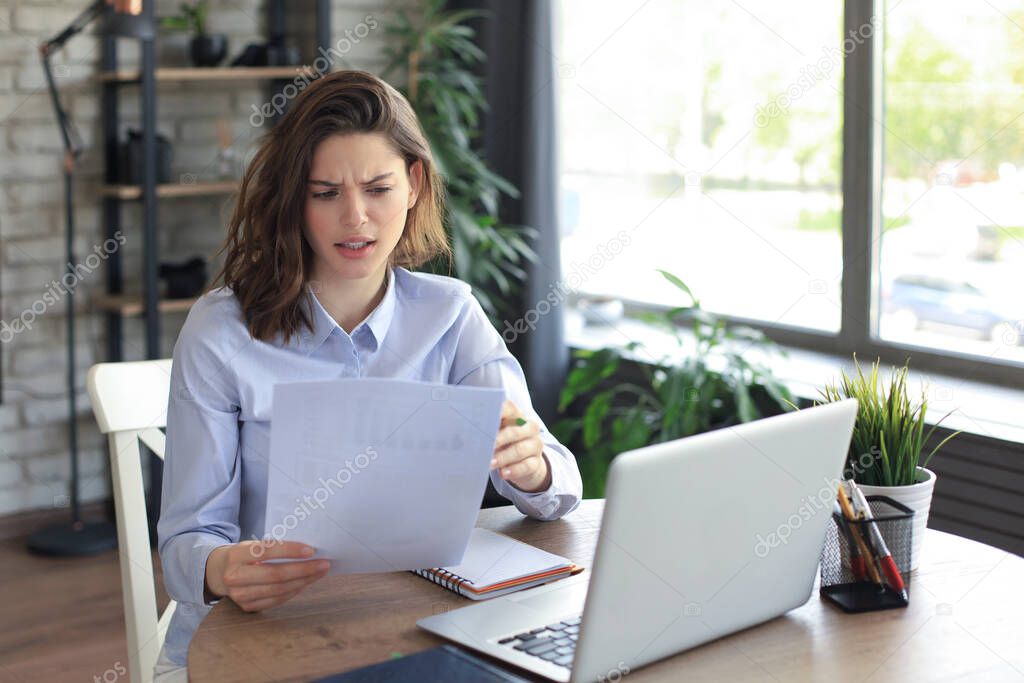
(339, 189, 367, 229)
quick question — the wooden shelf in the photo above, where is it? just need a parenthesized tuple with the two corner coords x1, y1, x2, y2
(98, 66, 318, 83)
(94, 294, 198, 317)
(101, 180, 239, 200)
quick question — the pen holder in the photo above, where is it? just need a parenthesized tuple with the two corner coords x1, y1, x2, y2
(820, 495, 913, 613)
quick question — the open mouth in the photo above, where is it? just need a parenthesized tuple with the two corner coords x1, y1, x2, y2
(333, 239, 378, 258)
(334, 239, 377, 251)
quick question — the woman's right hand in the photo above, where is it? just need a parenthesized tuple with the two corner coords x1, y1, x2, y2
(204, 540, 330, 612)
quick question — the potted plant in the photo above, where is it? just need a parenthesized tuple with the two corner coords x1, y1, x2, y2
(554, 270, 795, 497)
(162, 1, 227, 68)
(382, 0, 535, 324)
(817, 356, 960, 570)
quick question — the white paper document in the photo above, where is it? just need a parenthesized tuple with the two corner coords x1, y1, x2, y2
(264, 378, 505, 574)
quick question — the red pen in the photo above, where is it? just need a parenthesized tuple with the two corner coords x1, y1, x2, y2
(837, 485, 882, 587)
(845, 481, 908, 602)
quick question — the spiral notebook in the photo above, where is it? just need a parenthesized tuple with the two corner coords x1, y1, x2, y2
(412, 528, 582, 600)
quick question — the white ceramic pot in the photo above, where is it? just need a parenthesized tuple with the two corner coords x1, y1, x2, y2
(579, 298, 624, 326)
(857, 467, 936, 572)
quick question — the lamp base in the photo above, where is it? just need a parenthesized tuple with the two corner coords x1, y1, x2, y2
(27, 520, 118, 556)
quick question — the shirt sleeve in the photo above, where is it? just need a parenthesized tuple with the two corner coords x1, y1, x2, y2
(450, 298, 583, 521)
(157, 315, 243, 606)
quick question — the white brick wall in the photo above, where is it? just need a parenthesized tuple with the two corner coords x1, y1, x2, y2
(0, 0, 405, 517)
(11, 5, 85, 35)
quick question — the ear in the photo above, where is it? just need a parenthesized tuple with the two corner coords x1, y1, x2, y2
(407, 159, 424, 210)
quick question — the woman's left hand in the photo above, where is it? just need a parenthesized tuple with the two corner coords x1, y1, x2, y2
(491, 400, 551, 493)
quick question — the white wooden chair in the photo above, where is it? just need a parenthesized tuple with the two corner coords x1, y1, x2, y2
(86, 359, 175, 683)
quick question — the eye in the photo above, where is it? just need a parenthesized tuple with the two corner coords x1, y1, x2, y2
(368, 186, 393, 195)
(312, 189, 338, 200)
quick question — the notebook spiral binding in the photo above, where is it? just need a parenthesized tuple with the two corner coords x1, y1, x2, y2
(416, 568, 470, 595)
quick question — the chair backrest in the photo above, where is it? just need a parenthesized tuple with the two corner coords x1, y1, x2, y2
(86, 359, 174, 683)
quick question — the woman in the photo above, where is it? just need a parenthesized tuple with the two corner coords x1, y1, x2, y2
(154, 70, 583, 679)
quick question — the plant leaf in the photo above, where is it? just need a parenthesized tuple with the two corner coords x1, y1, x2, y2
(657, 269, 700, 307)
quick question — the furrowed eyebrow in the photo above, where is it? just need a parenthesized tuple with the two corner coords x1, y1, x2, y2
(307, 172, 394, 187)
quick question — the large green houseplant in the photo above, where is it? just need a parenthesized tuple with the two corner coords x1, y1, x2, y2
(554, 270, 795, 497)
(816, 356, 961, 570)
(382, 0, 536, 323)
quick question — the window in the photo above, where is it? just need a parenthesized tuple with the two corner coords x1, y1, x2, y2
(556, 1, 843, 331)
(555, 0, 1024, 383)
(878, 0, 1024, 364)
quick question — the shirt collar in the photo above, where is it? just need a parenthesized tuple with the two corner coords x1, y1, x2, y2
(361, 265, 398, 348)
(299, 266, 397, 355)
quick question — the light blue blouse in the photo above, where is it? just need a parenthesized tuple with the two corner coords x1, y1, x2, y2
(157, 266, 583, 665)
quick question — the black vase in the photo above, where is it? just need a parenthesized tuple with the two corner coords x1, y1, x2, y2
(190, 34, 227, 67)
(119, 129, 172, 184)
(159, 257, 208, 299)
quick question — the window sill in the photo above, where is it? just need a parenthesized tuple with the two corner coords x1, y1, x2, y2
(565, 309, 1024, 445)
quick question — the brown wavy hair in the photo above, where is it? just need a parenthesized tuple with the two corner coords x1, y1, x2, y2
(211, 70, 450, 344)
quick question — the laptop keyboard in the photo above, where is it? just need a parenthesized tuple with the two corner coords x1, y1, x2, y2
(496, 615, 581, 669)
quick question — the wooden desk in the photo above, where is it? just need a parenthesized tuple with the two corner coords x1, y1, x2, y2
(190, 500, 1024, 682)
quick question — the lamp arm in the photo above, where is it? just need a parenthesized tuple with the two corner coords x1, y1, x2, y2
(40, 53, 81, 169)
(40, 0, 111, 55)
(38, 0, 111, 170)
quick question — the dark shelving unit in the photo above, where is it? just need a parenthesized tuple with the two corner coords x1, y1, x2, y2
(99, 1, 332, 361)
(97, 0, 332, 528)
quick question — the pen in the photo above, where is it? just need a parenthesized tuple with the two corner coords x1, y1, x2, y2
(836, 484, 883, 587)
(833, 500, 866, 581)
(490, 418, 530, 470)
(846, 481, 909, 602)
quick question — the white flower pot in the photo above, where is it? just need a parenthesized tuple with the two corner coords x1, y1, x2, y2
(857, 467, 936, 572)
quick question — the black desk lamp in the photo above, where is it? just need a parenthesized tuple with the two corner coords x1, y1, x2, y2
(27, 0, 149, 556)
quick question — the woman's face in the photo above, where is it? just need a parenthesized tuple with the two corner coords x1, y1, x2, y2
(302, 132, 421, 285)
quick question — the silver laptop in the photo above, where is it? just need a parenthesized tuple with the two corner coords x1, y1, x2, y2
(418, 399, 858, 682)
